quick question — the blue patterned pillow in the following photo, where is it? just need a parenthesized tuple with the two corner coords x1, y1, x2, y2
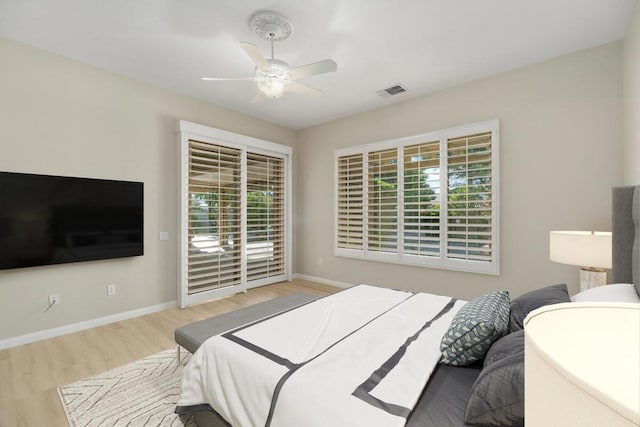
(440, 291, 510, 366)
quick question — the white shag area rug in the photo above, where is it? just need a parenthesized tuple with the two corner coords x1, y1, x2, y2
(58, 347, 195, 427)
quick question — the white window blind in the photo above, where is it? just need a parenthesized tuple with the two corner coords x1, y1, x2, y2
(336, 153, 364, 250)
(187, 140, 241, 294)
(368, 148, 398, 253)
(334, 120, 499, 275)
(246, 152, 285, 281)
(403, 140, 441, 257)
(446, 132, 493, 263)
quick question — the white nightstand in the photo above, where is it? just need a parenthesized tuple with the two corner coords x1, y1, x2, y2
(525, 302, 640, 427)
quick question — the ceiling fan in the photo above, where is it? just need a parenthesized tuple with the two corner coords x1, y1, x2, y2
(201, 11, 338, 103)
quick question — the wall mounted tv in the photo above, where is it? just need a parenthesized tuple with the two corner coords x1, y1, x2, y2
(0, 172, 143, 270)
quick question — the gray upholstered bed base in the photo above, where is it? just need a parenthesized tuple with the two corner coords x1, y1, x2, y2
(194, 405, 229, 427)
(612, 185, 639, 296)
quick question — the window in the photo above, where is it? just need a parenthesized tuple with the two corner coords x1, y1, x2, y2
(368, 148, 398, 255)
(403, 140, 441, 258)
(178, 121, 292, 307)
(446, 132, 494, 264)
(336, 153, 364, 250)
(335, 120, 499, 275)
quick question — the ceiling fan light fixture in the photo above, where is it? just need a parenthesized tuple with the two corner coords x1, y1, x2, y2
(257, 76, 291, 98)
(255, 60, 291, 98)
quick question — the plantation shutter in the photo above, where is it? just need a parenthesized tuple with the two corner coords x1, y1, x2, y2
(336, 153, 364, 250)
(187, 140, 241, 294)
(446, 131, 493, 262)
(368, 148, 398, 253)
(334, 120, 498, 275)
(403, 140, 441, 257)
(246, 152, 285, 281)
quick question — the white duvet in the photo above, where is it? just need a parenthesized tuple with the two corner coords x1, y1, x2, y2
(177, 285, 464, 427)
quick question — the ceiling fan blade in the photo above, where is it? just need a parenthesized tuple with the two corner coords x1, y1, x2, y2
(240, 42, 272, 72)
(288, 81, 322, 96)
(250, 91, 268, 104)
(201, 76, 255, 81)
(289, 59, 337, 80)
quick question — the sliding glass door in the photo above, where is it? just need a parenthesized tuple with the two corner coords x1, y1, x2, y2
(178, 121, 291, 307)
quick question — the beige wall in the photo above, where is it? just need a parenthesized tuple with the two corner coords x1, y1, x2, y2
(297, 42, 623, 300)
(0, 38, 297, 340)
(624, 1, 640, 185)
(0, 35, 628, 342)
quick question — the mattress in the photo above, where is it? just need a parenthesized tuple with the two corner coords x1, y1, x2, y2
(178, 285, 465, 427)
(177, 285, 480, 427)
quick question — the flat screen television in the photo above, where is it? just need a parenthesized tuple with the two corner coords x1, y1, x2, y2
(0, 172, 143, 270)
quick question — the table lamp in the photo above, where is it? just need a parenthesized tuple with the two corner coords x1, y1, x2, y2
(549, 231, 612, 292)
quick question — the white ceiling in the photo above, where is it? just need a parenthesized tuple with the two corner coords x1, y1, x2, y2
(0, 0, 635, 130)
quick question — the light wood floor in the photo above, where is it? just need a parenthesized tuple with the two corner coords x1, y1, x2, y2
(0, 279, 337, 427)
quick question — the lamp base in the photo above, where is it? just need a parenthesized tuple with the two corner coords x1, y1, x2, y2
(579, 268, 606, 292)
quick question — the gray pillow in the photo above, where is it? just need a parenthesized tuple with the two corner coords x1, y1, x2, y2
(508, 283, 569, 333)
(464, 330, 524, 427)
(440, 291, 510, 366)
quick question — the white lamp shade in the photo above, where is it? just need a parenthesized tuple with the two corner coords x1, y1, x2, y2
(549, 231, 612, 269)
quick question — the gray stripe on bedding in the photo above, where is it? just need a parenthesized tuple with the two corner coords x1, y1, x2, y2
(218, 291, 340, 367)
(352, 298, 457, 418)
(264, 293, 416, 427)
(223, 333, 297, 369)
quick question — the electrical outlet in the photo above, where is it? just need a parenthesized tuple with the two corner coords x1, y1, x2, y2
(49, 294, 60, 305)
(318, 258, 324, 266)
(107, 284, 116, 296)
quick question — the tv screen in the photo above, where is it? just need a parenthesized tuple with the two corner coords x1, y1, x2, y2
(0, 172, 143, 270)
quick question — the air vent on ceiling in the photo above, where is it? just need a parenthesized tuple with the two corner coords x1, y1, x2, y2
(377, 84, 408, 98)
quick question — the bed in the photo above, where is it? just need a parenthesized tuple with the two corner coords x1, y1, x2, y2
(176, 185, 639, 427)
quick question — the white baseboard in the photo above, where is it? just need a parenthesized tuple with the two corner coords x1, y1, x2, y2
(293, 273, 353, 289)
(0, 300, 177, 351)
(1, 276, 351, 350)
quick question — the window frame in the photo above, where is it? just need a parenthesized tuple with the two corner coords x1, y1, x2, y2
(334, 120, 499, 275)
